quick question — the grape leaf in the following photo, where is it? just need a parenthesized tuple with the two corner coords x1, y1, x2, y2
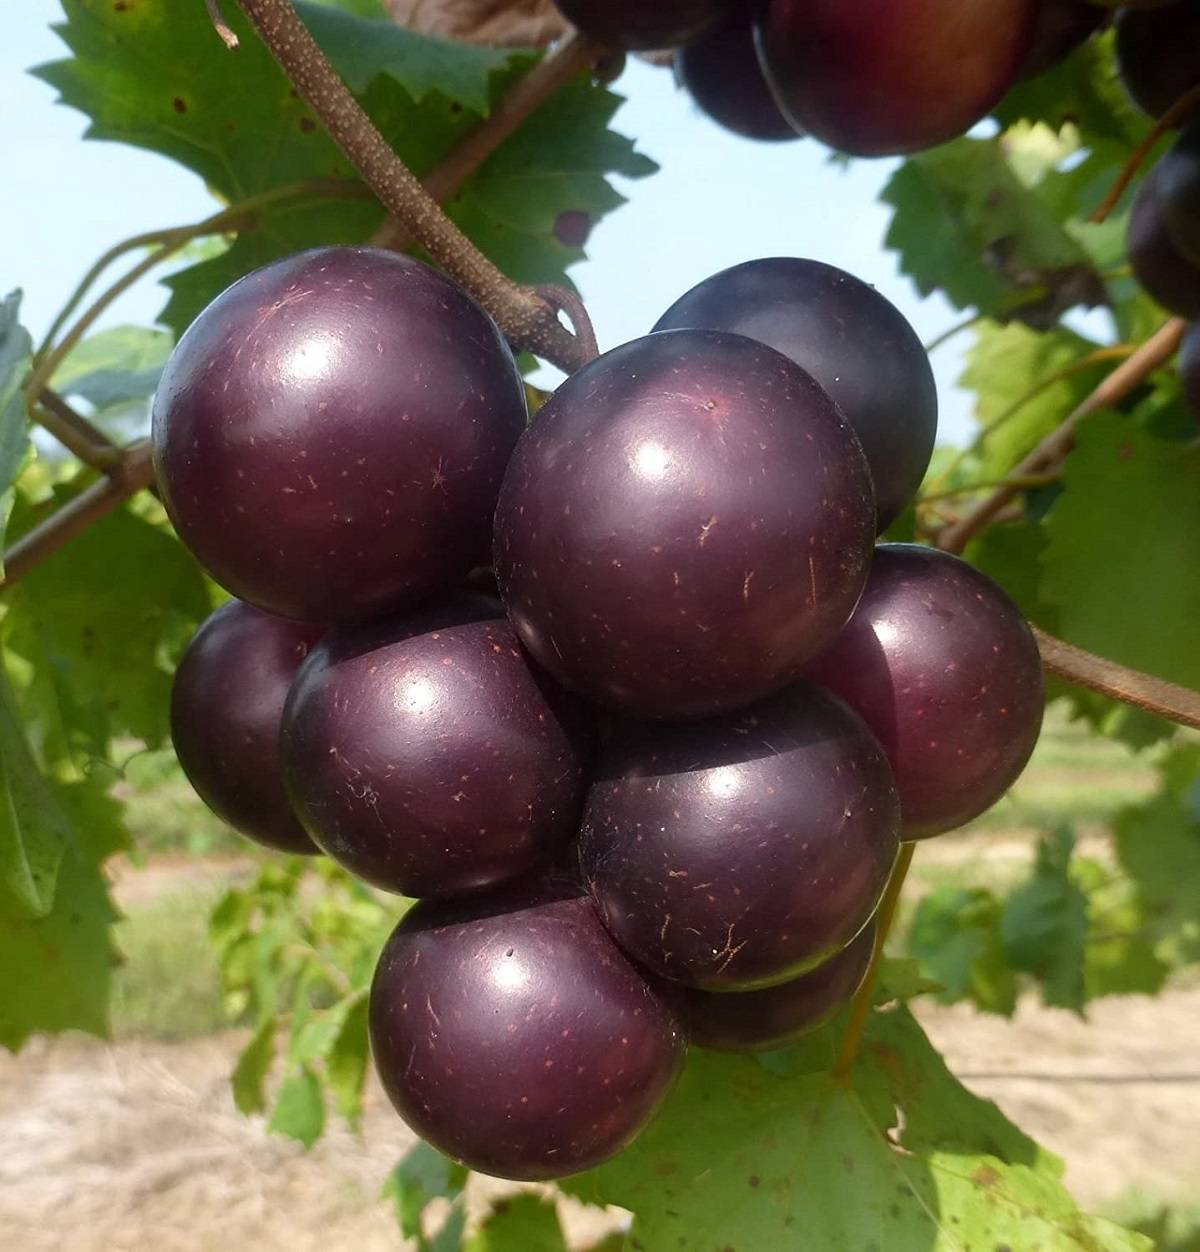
(3, 502, 213, 747)
(232, 1016, 278, 1116)
(566, 1006, 1146, 1250)
(296, 1, 508, 112)
(465, 1196, 570, 1251)
(883, 138, 1105, 326)
(0, 291, 32, 568)
(53, 324, 171, 411)
(1042, 413, 1200, 691)
(958, 320, 1109, 477)
(384, 1142, 469, 1241)
(326, 991, 370, 1129)
(1073, 858, 1170, 1000)
(1000, 827, 1089, 1012)
(269, 1064, 326, 1148)
(0, 772, 123, 1051)
(0, 664, 70, 918)
(908, 885, 1018, 1016)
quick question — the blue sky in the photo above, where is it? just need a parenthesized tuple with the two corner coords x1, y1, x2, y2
(2, 0, 976, 443)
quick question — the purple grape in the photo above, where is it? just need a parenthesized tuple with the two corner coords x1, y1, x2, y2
(549, 0, 730, 50)
(1160, 121, 1200, 266)
(652, 257, 937, 531)
(755, 0, 1037, 156)
(579, 682, 901, 990)
(152, 247, 527, 624)
(493, 329, 875, 720)
(1181, 321, 1200, 423)
(676, 11, 799, 141)
(171, 600, 322, 854)
(1129, 164, 1200, 318)
(683, 920, 877, 1052)
(281, 595, 592, 898)
(804, 544, 1044, 839)
(1116, 1, 1200, 120)
(1020, 2, 1105, 79)
(370, 876, 686, 1181)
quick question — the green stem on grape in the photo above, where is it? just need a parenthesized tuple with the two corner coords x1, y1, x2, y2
(916, 470, 1060, 506)
(1091, 80, 1200, 224)
(234, 0, 597, 372)
(34, 179, 369, 370)
(831, 841, 916, 1085)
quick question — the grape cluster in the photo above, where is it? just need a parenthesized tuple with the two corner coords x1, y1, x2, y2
(160, 246, 1044, 1181)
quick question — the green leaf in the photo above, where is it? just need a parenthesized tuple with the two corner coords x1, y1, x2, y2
(1114, 745, 1200, 967)
(53, 324, 171, 412)
(959, 320, 1108, 477)
(2, 503, 212, 746)
(0, 661, 69, 917)
(0, 291, 32, 567)
(296, 1, 508, 113)
(1073, 857, 1170, 1000)
(908, 885, 1019, 1016)
(1001, 827, 1089, 1012)
(465, 1196, 569, 1251)
(232, 1016, 277, 1116)
(0, 777, 121, 1050)
(875, 956, 942, 1003)
(883, 138, 1104, 326)
(1042, 413, 1200, 692)
(269, 1064, 325, 1148)
(327, 991, 370, 1129)
(383, 1142, 469, 1241)
(566, 1005, 1146, 1250)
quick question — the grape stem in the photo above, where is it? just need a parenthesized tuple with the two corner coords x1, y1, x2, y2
(233, 0, 598, 373)
(832, 842, 916, 1084)
(0, 443, 156, 588)
(936, 317, 1185, 552)
(1091, 81, 1200, 224)
(31, 390, 124, 473)
(370, 32, 611, 252)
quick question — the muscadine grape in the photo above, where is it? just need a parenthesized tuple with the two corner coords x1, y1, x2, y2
(1115, 1, 1200, 119)
(1020, 2, 1105, 79)
(281, 595, 592, 898)
(1129, 164, 1200, 317)
(171, 600, 322, 854)
(493, 329, 875, 720)
(676, 11, 799, 141)
(1160, 122, 1200, 266)
(755, 0, 1037, 156)
(804, 544, 1044, 839)
(682, 920, 877, 1052)
(653, 258, 937, 531)
(579, 682, 901, 990)
(152, 247, 527, 624)
(550, 0, 729, 49)
(370, 875, 686, 1181)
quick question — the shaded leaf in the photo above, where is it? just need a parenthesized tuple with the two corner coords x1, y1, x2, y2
(0, 291, 32, 567)
(233, 1016, 277, 1116)
(269, 1064, 325, 1148)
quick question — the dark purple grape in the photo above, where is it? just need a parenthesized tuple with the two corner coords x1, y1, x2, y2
(1129, 164, 1200, 317)
(1115, 1, 1200, 120)
(370, 876, 686, 1181)
(1020, 2, 1105, 79)
(755, 0, 1037, 156)
(171, 600, 322, 854)
(683, 920, 877, 1052)
(280, 595, 592, 898)
(1181, 321, 1200, 422)
(1160, 122, 1200, 265)
(804, 545, 1044, 839)
(653, 258, 937, 531)
(579, 682, 900, 991)
(152, 247, 527, 624)
(493, 330, 875, 720)
(550, 0, 730, 49)
(676, 11, 799, 141)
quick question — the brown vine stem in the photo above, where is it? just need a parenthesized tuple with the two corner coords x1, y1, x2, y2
(832, 842, 916, 1084)
(32, 390, 123, 472)
(235, 0, 595, 372)
(371, 32, 609, 252)
(0, 443, 156, 589)
(936, 317, 1186, 554)
(1034, 626, 1200, 730)
(1091, 81, 1200, 224)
